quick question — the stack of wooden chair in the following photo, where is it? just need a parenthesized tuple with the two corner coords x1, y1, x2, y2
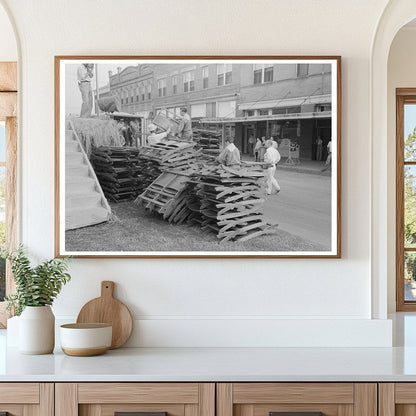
(136, 171, 193, 224)
(137, 139, 203, 186)
(90, 146, 143, 202)
(136, 157, 275, 242)
(187, 165, 273, 242)
(193, 128, 221, 155)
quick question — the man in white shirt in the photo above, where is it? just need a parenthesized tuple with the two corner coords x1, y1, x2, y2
(321, 139, 332, 172)
(270, 135, 278, 149)
(147, 123, 171, 146)
(264, 139, 281, 195)
(77, 63, 94, 117)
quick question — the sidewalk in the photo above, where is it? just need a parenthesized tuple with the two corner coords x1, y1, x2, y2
(241, 154, 332, 176)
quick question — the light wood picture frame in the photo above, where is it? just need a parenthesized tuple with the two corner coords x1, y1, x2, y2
(55, 56, 341, 258)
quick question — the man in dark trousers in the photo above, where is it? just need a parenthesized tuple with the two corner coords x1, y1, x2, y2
(177, 107, 193, 140)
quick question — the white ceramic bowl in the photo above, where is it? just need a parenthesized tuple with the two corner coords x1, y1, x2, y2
(60, 323, 112, 356)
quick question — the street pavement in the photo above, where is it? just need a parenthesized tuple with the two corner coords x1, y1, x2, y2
(262, 167, 332, 249)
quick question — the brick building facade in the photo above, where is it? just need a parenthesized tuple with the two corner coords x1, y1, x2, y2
(99, 62, 333, 159)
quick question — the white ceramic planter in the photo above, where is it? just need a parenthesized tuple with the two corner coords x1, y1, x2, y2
(19, 306, 55, 354)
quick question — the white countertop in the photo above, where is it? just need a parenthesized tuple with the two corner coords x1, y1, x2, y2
(2, 346, 416, 382)
(3, 313, 416, 382)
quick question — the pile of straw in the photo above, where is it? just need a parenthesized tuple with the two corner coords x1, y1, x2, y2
(70, 117, 124, 156)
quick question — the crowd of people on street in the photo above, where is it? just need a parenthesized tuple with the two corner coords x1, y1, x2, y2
(216, 135, 282, 197)
(253, 136, 279, 162)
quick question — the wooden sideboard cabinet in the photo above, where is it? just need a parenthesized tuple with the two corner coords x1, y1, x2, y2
(55, 383, 215, 416)
(3, 381, 414, 416)
(217, 383, 377, 416)
(0, 383, 53, 415)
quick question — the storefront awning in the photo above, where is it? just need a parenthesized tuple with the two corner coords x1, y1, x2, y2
(238, 94, 332, 111)
(200, 110, 331, 124)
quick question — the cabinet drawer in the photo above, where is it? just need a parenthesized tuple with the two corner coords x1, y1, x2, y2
(78, 383, 200, 404)
(218, 383, 376, 416)
(56, 383, 215, 416)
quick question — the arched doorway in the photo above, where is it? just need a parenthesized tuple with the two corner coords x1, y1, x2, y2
(371, 1, 416, 319)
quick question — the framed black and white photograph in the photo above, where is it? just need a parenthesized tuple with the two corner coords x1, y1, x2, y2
(55, 56, 341, 258)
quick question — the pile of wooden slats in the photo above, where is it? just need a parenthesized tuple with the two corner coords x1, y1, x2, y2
(193, 128, 221, 155)
(135, 171, 193, 224)
(90, 146, 143, 202)
(136, 158, 276, 242)
(187, 165, 275, 242)
(137, 139, 204, 187)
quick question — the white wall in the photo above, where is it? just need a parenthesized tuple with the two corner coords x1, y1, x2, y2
(387, 26, 416, 312)
(0, 0, 394, 347)
(0, 3, 16, 61)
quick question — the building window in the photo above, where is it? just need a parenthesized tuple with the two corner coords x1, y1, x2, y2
(202, 66, 209, 89)
(258, 109, 269, 116)
(253, 64, 273, 84)
(148, 84, 152, 100)
(121, 98, 123, 105)
(316, 104, 331, 112)
(297, 64, 309, 77)
(183, 71, 195, 92)
(158, 79, 167, 97)
(245, 110, 254, 117)
(287, 106, 301, 114)
(206, 102, 216, 118)
(253, 65, 262, 84)
(172, 75, 178, 94)
(396, 89, 416, 311)
(136, 95, 139, 102)
(140, 85, 145, 101)
(264, 65, 273, 82)
(217, 64, 232, 86)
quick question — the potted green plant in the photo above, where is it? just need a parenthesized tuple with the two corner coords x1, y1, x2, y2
(4, 246, 71, 354)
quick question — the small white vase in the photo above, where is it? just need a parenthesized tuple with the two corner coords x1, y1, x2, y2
(19, 306, 55, 354)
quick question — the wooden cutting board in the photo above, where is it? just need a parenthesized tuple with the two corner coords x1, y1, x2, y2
(76, 281, 133, 349)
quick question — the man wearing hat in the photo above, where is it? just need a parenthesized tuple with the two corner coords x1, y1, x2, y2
(147, 123, 171, 146)
(177, 107, 193, 140)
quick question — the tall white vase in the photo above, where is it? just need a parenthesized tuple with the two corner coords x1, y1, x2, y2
(19, 306, 55, 354)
